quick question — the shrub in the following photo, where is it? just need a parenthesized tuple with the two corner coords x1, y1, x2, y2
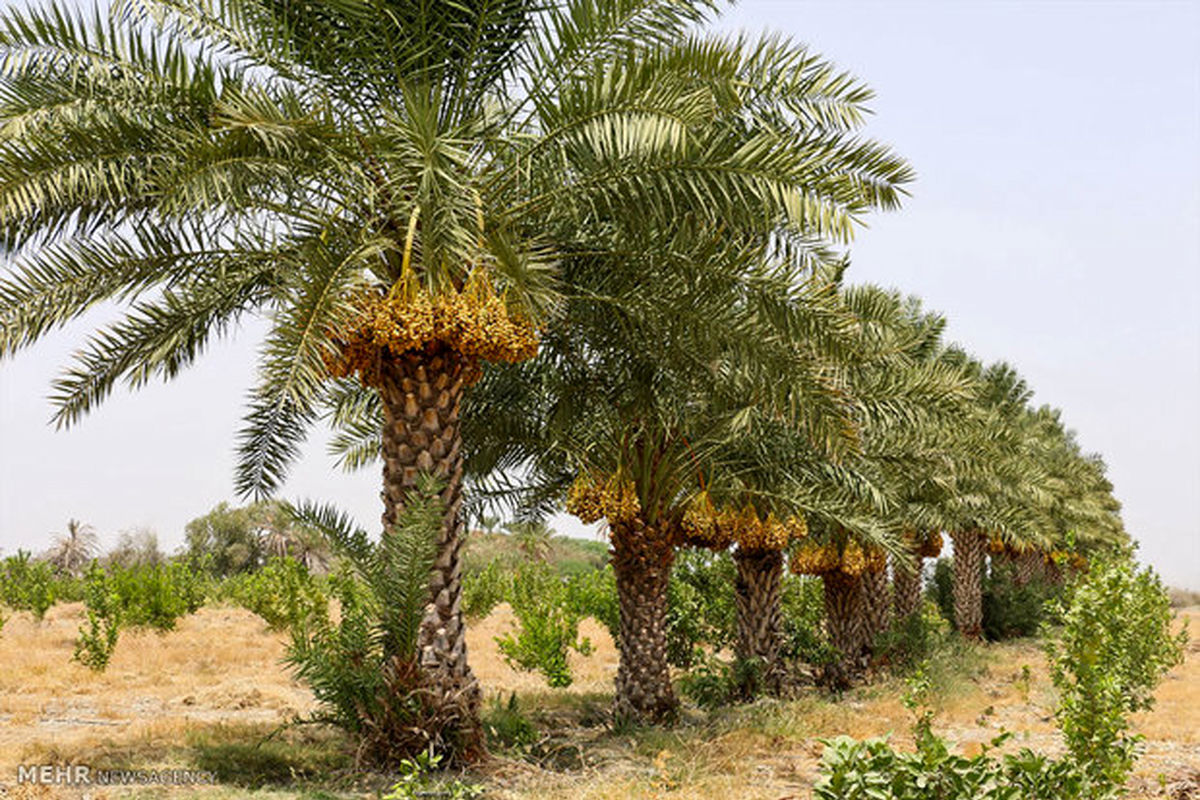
(496, 563, 592, 688)
(928, 556, 954, 626)
(814, 664, 1114, 800)
(676, 655, 767, 710)
(382, 752, 484, 800)
(665, 550, 736, 668)
(73, 562, 122, 671)
(0, 551, 57, 620)
(981, 565, 1055, 641)
(873, 600, 951, 672)
(566, 563, 619, 637)
(813, 732, 1110, 800)
(109, 559, 207, 632)
(1046, 558, 1187, 791)
(226, 557, 328, 633)
(780, 573, 835, 667)
(814, 558, 1187, 800)
(461, 560, 510, 621)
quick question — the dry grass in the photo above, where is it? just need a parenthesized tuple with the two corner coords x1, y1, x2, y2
(0, 604, 1196, 799)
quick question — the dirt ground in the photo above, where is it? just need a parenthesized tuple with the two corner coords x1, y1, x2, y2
(0, 604, 1195, 799)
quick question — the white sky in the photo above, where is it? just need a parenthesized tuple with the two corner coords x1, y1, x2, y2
(2, 0, 1198, 589)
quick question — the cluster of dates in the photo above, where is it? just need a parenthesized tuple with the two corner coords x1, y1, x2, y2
(324, 275, 539, 388)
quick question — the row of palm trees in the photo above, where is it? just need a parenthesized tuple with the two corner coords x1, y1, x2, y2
(0, 0, 1122, 753)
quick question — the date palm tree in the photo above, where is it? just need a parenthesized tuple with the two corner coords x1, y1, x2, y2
(46, 518, 99, 576)
(0, 0, 908, 742)
(779, 285, 975, 684)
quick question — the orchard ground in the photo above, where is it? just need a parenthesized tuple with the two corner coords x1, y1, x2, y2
(0, 603, 1196, 799)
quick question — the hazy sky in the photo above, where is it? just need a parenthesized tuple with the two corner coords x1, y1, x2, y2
(2, 1, 1198, 588)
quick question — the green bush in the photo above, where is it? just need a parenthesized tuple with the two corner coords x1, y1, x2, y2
(873, 600, 951, 672)
(73, 562, 122, 671)
(665, 550, 736, 668)
(566, 563, 619, 636)
(0, 551, 58, 620)
(109, 559, 208, 631)
(496, 563, 592, 688)
(382, 752, 484, 800)
(461, 559, 510, 621)
(813, 733, 1109, 800)
(779, 573, 835, 667)
(676, 655, 767, 710)
(814, 664, 1114, 800)
(225, 557, 328, 633)
(814, 558, 1188, 799)
(928, 556, 954, 627)
(1046, 558, 1187, 791)
(982, 565, 1056, 641)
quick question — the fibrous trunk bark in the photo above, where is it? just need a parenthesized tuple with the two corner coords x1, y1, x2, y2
(862, 568, 892, 647)
(892, 550, 923, 620)
(610, 518, 676, 723)
(823, 571, 868, 687)
(1044, 558, 1064, 586)
(733, 547, 785, 695)
(950, 531, 985, 639)
(1013, 550, 1042, 587)
(379, 351, 480, 743)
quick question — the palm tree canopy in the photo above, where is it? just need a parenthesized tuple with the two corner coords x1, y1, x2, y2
(0, 0, 912, 500)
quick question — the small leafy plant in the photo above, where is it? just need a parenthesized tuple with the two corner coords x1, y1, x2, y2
(225, 556, 328, 632)
(382, 751, 484, 800)
(1, 551, 57, 621)
(73, 561, 121, 671)
(461, 559, 510, 621)
(109, 561, 202, 631)
(482, 692, 539, 751)
(496, 563, 592, 687)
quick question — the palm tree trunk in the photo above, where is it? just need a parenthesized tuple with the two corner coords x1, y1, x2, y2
(733, 547, 785, 695)
(892, 550, 923, 620)
(862, 568, 892, 645)
(1014, 550, 1041, 586)
(379, 351, 481, 738)
(822, 570, 868, 687)
(950, 531, 985, 639)
(1044, 557, 1064, 586)
(610, 517, 676, 723)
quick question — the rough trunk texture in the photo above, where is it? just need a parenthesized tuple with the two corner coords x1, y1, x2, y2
(951, 531, 985, 639)
(378, 351, 480, 742)
(892, 550, 924, 620)
(823, 571, 868, 687)
(610, 518, 677, 723)
(1013, 550, 1042, 586)
(862, 568, 892, 644)
(1045, 558, 1064, 586)
(733, 548, 785, 695)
